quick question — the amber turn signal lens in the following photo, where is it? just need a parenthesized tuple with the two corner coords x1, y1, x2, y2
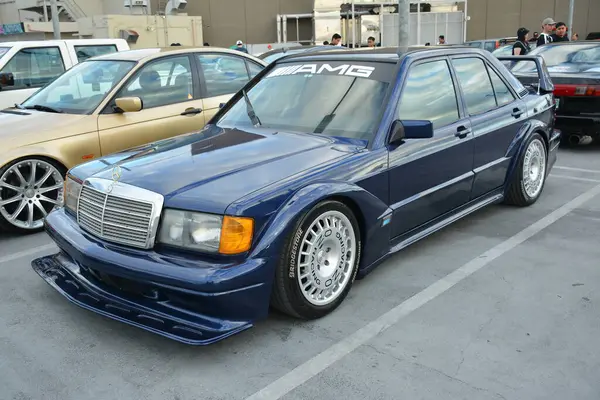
(219, 216, 254, 254)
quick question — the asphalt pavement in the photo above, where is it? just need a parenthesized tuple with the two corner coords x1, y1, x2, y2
(1, 146, 600, 400)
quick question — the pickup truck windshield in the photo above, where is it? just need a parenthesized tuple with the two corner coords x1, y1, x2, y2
(21, 59, 135, 114)
(217, 61, 392, 141)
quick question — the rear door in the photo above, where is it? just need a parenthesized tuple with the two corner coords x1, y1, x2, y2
(449, 55, 527, 199)
(388, 57, 475, 238)
(195, 53, 265, 122)
(97, 53, 206, 156)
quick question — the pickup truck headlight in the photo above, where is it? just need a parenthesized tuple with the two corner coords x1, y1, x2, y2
(64, 175, 82, 213)
(158, 209, 254, 254)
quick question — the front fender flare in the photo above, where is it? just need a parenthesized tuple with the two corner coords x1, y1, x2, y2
(249, 181, 391, 266)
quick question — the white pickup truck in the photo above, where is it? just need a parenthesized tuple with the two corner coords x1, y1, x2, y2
(0, 38, 129, 110)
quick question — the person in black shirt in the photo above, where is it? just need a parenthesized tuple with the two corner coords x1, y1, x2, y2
(552, 22, 570, 42)
(537, 17, 556, 46)
(513, 27, 532, 55)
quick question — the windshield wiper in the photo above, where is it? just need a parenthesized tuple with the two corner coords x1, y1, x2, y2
(24, 104, 63, 113)
(242, 89, 261, 127)
(14, 103, 24, 110)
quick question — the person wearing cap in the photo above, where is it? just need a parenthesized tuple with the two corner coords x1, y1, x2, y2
(513, 28, 532, 56)
(552, 22, 570, 42)
(232, 40, 249, 53)
(537, 17, 556, 46)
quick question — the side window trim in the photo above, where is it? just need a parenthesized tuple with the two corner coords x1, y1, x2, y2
(395, 56, 463, 132)
(449, 55, 500, 117)
(0, 46, 66, 91)
(101, 54, 195, 114)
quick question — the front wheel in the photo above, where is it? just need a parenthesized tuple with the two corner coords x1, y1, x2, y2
(0, 158, 65, 233)
(271, 200, 361, 319)
(504, 133, 547, 207)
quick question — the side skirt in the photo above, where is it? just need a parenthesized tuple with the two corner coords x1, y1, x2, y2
(356, 188, 504, 279)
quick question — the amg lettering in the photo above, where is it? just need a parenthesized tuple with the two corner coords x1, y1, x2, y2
(317, 64, 349, 75)
(346, 65, 375, 78)
(293, 64, 317, 75)
(267, 63, 375, 78)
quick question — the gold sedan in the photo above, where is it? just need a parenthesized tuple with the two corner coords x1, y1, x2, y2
(0, 47, 267, 232)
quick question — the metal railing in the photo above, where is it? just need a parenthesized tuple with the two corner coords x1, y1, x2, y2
(60, 0, 86, 19)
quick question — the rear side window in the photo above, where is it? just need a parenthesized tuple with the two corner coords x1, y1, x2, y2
(197, 54, 253, 97)
(452, 57, 496, 115)
(488, 67, 515, 106)
(0, 47, 65, 90)
(398, 59, 459, 130)
(74, 45, 118, 62)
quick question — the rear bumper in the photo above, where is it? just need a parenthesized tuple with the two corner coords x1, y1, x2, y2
(556, 114, 600, 137)
(32, 209, 274, 345)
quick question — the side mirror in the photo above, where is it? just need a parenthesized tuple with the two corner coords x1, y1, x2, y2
(114, 97, 143, 113)
(0, 72, 14, 87)
(389, 120, 434, 144)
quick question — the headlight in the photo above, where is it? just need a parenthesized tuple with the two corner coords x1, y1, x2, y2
(158, 209, 253, 254)
(64, 175, 82, 213)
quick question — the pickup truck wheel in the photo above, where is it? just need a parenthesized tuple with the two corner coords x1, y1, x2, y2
(0, 158, 65, 233)
(505, 133, 547, 207)
(271, 200, 361, 319)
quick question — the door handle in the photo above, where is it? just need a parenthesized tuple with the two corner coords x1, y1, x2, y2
(511, 108, 523, 118)
(181, 107, 203, 116)
(455, 126, 471, 139)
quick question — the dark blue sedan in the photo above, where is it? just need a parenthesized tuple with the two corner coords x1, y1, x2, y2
(32, 46, 560, 345)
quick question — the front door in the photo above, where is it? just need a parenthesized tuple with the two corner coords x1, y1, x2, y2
(449, 56, 528, 199)
(388, 58, 475, 238)
(97, 54, 206, 156)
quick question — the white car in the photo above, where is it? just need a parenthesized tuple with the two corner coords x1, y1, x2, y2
(0, 39, 129, 110)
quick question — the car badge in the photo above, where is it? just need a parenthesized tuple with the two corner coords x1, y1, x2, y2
(107, 165, 122, 193)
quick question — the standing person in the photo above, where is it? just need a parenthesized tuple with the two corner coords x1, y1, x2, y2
(530, 32, 539, 43)
(367, 36, 376, 47)
(437, 35, 446, 45)
(231, 40, 249, 53)
(513, 28, 532, 55)
(330, 33, 342, 46)
(537, 17, 556, 46)
(571, 33, 579, 41)
(551, 22, 570, 42)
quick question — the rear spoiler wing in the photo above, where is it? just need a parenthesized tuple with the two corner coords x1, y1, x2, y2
(497, 55, 554, 94)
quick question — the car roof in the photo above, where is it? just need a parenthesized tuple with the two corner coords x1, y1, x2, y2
(90, 46, 266, 64)
(275, 45, 489, 63)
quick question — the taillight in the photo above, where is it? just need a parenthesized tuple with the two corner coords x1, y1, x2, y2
(553, 84, 600, 97)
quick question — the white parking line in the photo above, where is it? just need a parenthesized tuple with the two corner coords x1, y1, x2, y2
(554, 165, 600, 174)
(0, 243, 57, 265)
(245, 182, 600, 400)
(550, 174, 600, 183)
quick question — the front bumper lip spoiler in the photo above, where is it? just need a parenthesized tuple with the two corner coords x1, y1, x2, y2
(32, 253, 252, 346)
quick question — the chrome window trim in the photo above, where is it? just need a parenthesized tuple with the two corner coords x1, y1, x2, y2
(77, 177, 164, 249)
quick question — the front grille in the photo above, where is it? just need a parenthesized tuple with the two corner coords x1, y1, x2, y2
(77, 185, 154, 249)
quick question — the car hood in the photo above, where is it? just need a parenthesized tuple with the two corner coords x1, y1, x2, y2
(73, 125, 362, 214)
(0, 109, 94, 144)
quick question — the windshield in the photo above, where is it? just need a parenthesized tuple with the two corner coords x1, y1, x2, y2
(0, 47, 9, 60)
(21, 60, 135, 114)
(217, 61, 392, 142)
(511, 43, 600, 74)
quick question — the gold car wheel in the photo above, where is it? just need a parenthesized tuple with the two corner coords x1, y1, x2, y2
(0, 159, 64, 231)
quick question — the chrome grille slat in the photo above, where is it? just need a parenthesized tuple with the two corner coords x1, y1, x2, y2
(76, 180, 161, 249)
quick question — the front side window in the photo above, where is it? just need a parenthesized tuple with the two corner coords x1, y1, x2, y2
(398, 60, 459, 130)
(116, 55, 193, 109)
(217, 61, 392, 142)
(198, 54, 251, 97)
(74, 45, 118, 62)
(21, 60, 135, 114)
(0, 47, 65, 90)
(452, 58, 497, 115)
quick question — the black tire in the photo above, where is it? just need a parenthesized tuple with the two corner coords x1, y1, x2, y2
(504, 133, 548, 207)
(270, 200, 362, 319)
(0, 157, 66, 234)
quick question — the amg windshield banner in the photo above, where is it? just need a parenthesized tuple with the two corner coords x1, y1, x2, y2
(266, 61, 393, 82)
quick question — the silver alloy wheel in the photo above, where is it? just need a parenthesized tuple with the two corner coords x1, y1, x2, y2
(0, 159, 64, 230)
(522, 138, 546, 199)
(297, 210, 357, 306)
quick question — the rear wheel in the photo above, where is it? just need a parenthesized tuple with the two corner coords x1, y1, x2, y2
(504, 133, 547, 207)
(271, 200, 361, 319)
(0, 158, 65, 233)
